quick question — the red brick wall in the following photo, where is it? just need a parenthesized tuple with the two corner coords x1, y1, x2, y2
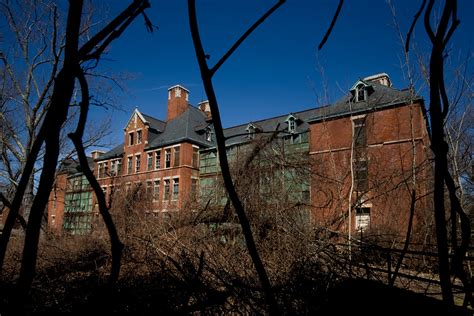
(47, 172, 67, 235)
(309, 102, 431, 240)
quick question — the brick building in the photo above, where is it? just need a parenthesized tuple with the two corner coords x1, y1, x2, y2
(48, 73, 431, 238)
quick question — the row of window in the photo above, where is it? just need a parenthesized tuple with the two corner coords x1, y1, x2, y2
(101, 176, 199, 203)
(97, 146, 200, 179)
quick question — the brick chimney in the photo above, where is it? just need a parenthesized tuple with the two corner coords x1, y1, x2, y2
(91, 150, 105, 159)
(363, 73, 392, 87)
(167, 85, 189, 121)
(198, 100, 212, 120)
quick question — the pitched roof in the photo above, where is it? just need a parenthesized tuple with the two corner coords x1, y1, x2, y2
(96, 143, 124, 161)
(307, 82, 418, 123)
(147, 106, 214, 149)
(58, 157, 94, 175)
(222, 108, 320, 147)
(142, 113, 166, 132)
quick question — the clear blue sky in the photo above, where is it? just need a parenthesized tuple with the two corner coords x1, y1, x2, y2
(90, 0, 473, 147)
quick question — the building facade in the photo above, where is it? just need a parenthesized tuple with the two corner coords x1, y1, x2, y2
(48, 74, 431, 239)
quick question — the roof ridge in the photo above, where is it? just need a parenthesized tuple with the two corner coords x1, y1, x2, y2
(224, 106, 327, 130)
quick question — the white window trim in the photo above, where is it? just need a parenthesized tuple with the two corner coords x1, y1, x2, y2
(171, 176, 180, 201)
(136, 128, 143, 144)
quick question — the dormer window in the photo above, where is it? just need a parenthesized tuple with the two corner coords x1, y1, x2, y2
(288, 117, 296, 133)
(247, 125, 256, 139)
(206, 127, 213, 142)
(356, 84, 366, 102)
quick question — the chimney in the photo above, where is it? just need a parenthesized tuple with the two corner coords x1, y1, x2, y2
(91, 150, 105, 159)
(363, 73, 392, 87)
(198, 100, 212, 120)
(167, 85, 189, 121)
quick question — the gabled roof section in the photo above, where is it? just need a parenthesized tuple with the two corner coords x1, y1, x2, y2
(350, 79, 371, 91)
(95, 143, 124, 161)
(146, 106, 215, 149)
(58, 157, 94, 175)
(124, 108, 146, 130)
(142, 113, 166, 132)
(223, 107, 319, 147)
(308, 82, 419, 123)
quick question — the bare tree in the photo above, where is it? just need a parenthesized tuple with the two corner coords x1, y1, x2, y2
(0, 0, 153, 308)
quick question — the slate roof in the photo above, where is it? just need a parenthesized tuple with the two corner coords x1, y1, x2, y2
(147, 106, 215, 149)
(96, 79, 420, 158)
(96, 106, 214, 162)
(96, 143, 124, 161)
(142, 113, 166, 132)
(58, 157, 94, 175)
(307, 81, 419, 123)
(223, 108, 320, 147)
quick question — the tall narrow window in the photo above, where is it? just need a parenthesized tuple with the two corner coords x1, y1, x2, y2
(135, 154, 141, 173)
(165, 149, 171, 168)
(353, 118, 367, 148)
(127, 156, 132, 174)
(247, 125, 255, 139)
(173, 146, 180, 167)
(98, 163, 103, 179)
(129, 132, 134, 146)
(192, 147, 199, 168)
(104, 163, 109, 177)
(147, 153, 153, 171)
(206, 128, 212, 142)
(137, 130, 142, 144)
(354, 159, 368, 192)
(356, 85, 366, 102)
(288, 117, 295, 132)
(191, 178, 198, 200)
(164, 179, 170, 200)
(153, 180, 160, 201)
(110, 161, 116, 176)
(117, 159, 122, 175)
(155, 150, 161, 169)
(172, 178, 179, 200)
(146, 181, 152, 195)
(355, 207, 370, 231)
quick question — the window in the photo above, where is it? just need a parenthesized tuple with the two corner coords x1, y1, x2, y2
(153, 180, 160, 201)
(129, 132, 134, 146)
(104, 163, 109, 177)
(165, 149, 171, 168)
(98, 163, 103, 179)
(117, 159, 122, 175)
(137, 130, 142, 144)
(174, 146, 180, 167)
(172, 178, 179, 200)
(155, 150, 161, 169)
(110, 161, 116, 176)
(192, 147, 199, 168)
(175, 87, 181, 97)
(164, 179, 170, 200)
(206, 128, 212, 142)
(191, 178, 198, 199)
(146, 181, 152, 196)
(127, 156, 133, 174)
(147, 153, 153, 171)
(354, 159, 368, 192)
(135, 154, 141, 173)
(355, 207, 370, 231)
(247, 125, 255, 139)
(288, 117, 296, 132)
(356, 84, 366, 102)
(353, 118, 367, 148)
